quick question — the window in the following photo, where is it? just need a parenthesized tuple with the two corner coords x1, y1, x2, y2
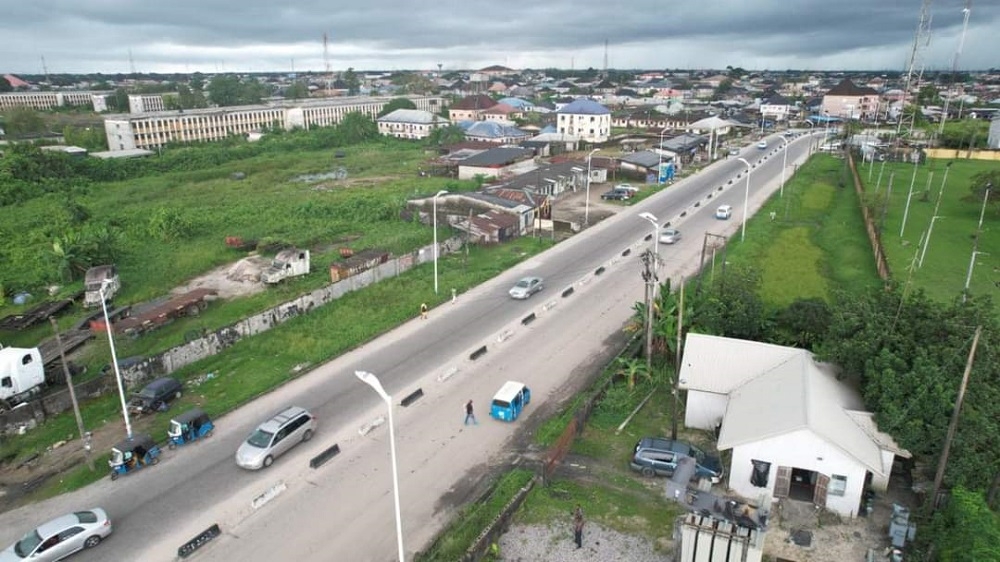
(750, 460, 771, 487)
(21, 354, 33, 365)
(2, 377, 11, 388)
(829, 474, 848, 496)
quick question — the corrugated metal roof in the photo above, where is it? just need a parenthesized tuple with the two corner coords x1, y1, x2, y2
(678, 333, 804, 394)
(717, 353, 886, 474)
(376, 109, 447, 124)
(556, 98, 610, 115)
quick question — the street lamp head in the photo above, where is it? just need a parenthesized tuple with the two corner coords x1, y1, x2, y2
(589, 148, 601, 157)
(736, 157, 751, 168)
(638, 212, 658, 223)
(355, 370, 390, 402)
(434, 190, 448, 198)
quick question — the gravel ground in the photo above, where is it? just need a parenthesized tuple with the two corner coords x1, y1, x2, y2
(499, 522, 671, 562)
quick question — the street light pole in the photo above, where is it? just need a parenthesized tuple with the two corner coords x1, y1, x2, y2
(779, 136, 788, 197)
(432, 190, 448, 294)
(736, 157, 752, 242)
(585, 148, 600, 226)
(804, 120, 815, 153)
(99, 280, 133, 440)
(964, 251, 989, 303)
(355, 370, 405, 562)
(919, 216, 944, 268)
(657, 127, 669, 185)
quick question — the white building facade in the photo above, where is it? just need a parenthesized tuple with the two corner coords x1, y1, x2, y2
(555, 99, 611, 143)
(376, 109, 449, 139)
(103, 96, 443, 152)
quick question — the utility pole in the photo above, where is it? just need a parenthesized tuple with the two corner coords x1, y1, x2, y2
(49, 317, 94, 471)
(640, 249, 657, 376)
(671, 278, 684, 441)
(931, 325, 981, 511)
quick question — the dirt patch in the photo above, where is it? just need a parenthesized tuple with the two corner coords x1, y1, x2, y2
(171, 259, 268, 299)
(763, 481, 917, 562)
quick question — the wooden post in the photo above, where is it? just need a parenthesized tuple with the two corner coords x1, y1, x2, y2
(49, 317, 94, 471)
(931, 325, 981, 510)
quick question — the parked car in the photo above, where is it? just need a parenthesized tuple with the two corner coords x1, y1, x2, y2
(127, 377, 183, 415)
(715, 205, 733, 220)
(1, 508, 112, 562)
(601, 189, 631, 201)
(756, 141, 768, 150)
(630, 437, 723, 483)
(235, 406, 316, 470)
(509, 276, 544, 300)
(614, 183, 639, 194)
(658, 228, 682, 245)
(727, 148, 740, 156)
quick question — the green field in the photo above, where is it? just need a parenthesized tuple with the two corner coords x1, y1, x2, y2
(711, 154, 882, 306)
(856, 157, 1000, 304)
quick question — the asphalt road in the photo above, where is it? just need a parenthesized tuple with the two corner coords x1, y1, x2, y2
(0, 133, 816, 562)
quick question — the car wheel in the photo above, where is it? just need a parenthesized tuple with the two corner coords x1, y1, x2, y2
(168, 441, 177, 450)
(84, 535, 102, 549)
(205, 429, 214, 438)
(263, 455, 273, 468)
(151, 456, 160, 465)
(641, 466, 655, 477)
(110, 471, 119, 481)
(302, 429, 313, 442)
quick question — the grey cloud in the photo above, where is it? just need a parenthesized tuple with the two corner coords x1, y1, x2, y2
(3, 0, 998, 73)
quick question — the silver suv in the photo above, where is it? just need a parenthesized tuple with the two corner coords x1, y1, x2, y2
(235, 406, 316, 470)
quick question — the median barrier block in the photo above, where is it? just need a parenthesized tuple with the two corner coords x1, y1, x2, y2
(470, 346, 488, 360)
(680, 211, 687, 217)
(644, 233, 652, 241)
(718, 186, 724, 191)
(622, 248, 631, 257)
(561, 287, 574, 298)
(400, 388, 424, 407)
(521, 313, 537, 325)
(694, 201, 700, 207)
(178, 524, 222, 559)
(594, 266, 606, 276)
(309, 444, 341, 469)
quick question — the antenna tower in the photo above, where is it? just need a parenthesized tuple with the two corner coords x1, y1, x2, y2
(897, 0, 933, 141)
(128, 48, 136, 76)
(323, 32, 332, 96)
(938, 0, 973, 134)
(603, 39, 609, 79)
(40, 55, 50, 84)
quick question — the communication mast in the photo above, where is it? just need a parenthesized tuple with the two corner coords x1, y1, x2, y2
(323, 32, 332, 96)
(40, 55, 50, 84)
(938, 0, 973, 135)
(896, 0, 933, 141)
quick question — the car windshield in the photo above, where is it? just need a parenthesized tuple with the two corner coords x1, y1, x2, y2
(138, 386, 159, 399)
(14, 530, 42, 557)
(515, 280, 530, 288)
(75, 511, 98, 524)
(246, 429, 274, 448)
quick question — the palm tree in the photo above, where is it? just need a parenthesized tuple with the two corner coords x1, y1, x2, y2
(614, 356, 649, 390)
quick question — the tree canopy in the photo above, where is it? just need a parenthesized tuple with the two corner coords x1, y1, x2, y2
(207, 75, 270, 106)
(377, 97, 417, 117)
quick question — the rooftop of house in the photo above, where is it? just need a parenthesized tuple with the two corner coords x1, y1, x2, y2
(556, 98, 611, 115)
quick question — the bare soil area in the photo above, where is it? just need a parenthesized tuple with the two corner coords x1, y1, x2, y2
(171, 258, 269, 299)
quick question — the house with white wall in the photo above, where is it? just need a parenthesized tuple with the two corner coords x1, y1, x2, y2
(555, 99, 611, 143)
(376, 109, 449, 139)
(678, 333, 910, 518)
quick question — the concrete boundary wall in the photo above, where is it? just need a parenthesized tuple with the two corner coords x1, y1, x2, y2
(117, 241, 449, 385)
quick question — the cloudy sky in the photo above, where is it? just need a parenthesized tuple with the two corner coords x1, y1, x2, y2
(4, 0, 998, 75)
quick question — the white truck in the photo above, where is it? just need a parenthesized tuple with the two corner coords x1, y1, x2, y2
(261, 249, 310, 284)
(0, 346, 46, 408)
(84, 265, 120, 308)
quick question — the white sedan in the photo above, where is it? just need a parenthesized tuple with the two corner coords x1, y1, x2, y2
(1, 508, 112, 562)
(509, 276, 544, 299)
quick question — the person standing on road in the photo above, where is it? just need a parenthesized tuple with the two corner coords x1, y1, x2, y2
(451, 288, 457, 304)
(573, 504, 584, 549)
(420, 302, 428, 320)
(464, 400, 478, 425)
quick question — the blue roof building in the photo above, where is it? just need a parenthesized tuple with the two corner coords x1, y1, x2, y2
(555, 99, 611, 143)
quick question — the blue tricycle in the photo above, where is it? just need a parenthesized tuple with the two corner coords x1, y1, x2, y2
(167, 407, 215, 448)
(109, 433, 161, 480)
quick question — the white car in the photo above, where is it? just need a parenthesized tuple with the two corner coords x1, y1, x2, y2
(615, 183, 639, 194)
(756, 141, 768, 150)
(659, 228, 682, 245)
(1, 508, 112, 562)
(509, 276, 544, 299)
(715, 205, 733, 220)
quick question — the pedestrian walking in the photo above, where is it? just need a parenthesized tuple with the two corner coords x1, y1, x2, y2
(573, 504, 584, 549)
(451, 288, 457, 304)
(464, 400, 478, 425)
(420, 302, 428, 320)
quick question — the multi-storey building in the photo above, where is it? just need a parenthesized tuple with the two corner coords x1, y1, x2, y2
(376, 109, 449, 139)
(821, 79, 881, 121)
(0, 91, 99, 111)
(128, 94, 167, 114)
(103, 96, 442, 152)
(556, 99, 611, 143)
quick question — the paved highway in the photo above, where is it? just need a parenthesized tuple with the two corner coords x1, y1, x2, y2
(0, 133, 815, 561)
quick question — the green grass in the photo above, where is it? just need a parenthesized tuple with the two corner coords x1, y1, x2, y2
(416, 468, 536, 562)
(856, 157, 1000, 304)
(1, 239, 555, 492)
(716, 155, 882, 306)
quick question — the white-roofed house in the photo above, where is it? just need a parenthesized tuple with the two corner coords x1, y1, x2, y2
(678, 333, 910, 518)
(376, 109, 449, 140)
